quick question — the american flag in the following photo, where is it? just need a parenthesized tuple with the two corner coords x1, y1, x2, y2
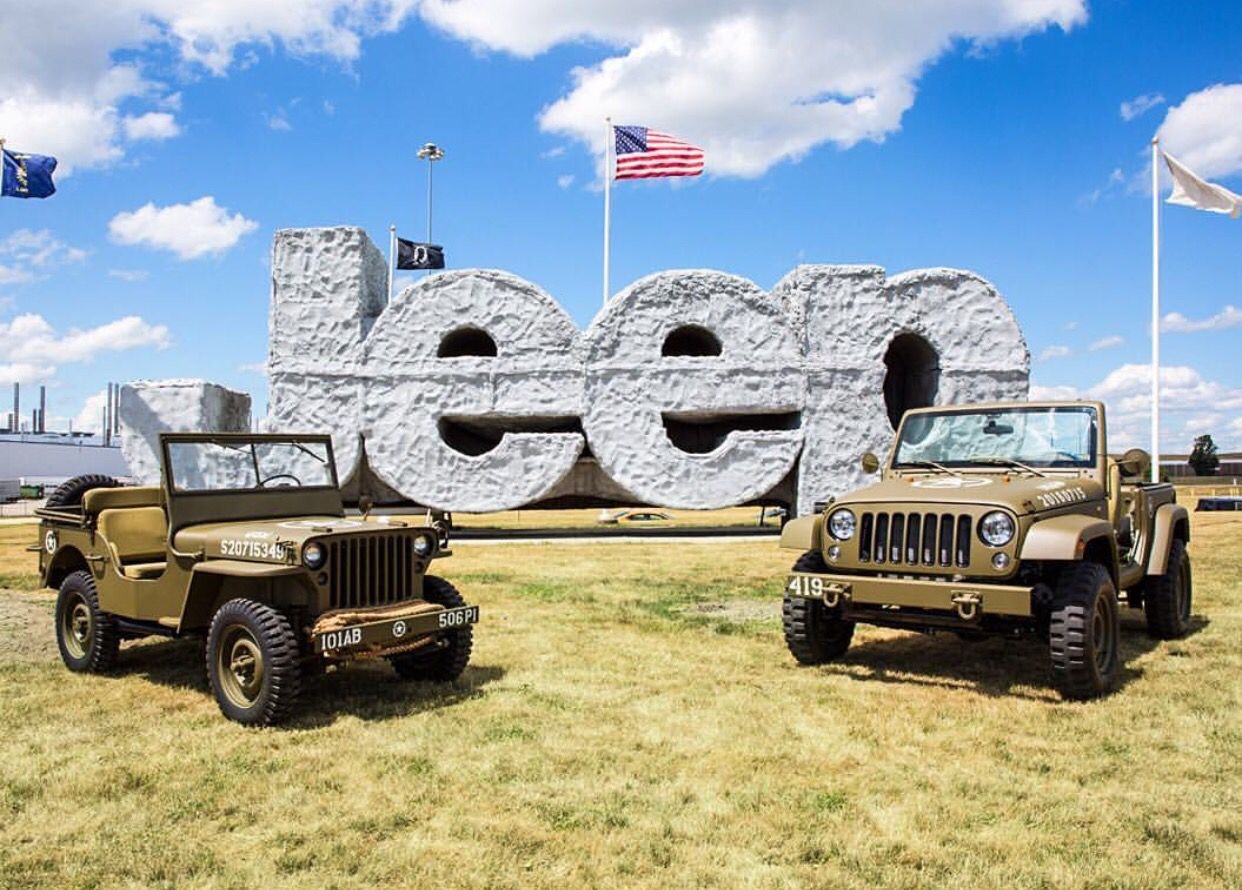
(613, 125, 705, 180)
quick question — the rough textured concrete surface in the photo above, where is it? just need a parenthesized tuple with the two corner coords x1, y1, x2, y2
(118, 380, 252, 484)
(119, 227, 1029, 514)
(583, 270, 804, 509)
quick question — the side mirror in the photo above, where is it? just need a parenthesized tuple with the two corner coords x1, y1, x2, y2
(358, 494, 374, 518)
(861, 452, 881, 474)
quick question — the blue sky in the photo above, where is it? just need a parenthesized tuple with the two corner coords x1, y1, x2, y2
(1, 0, 1239, 453)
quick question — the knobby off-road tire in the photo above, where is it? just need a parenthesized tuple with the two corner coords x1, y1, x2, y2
(206, 599, 302, 726)
(1049, 562, 1120, 700)
(1143, 539, 1192, 640)
(783, 550, 855, 665)
(389, 576, 473, 682)
(55, 570, 120, 672)
(44, 474, 120, 509)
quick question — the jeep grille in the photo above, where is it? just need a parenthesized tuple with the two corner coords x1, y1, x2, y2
(326, 532, 419, 610)
(858, 511, 972, 568)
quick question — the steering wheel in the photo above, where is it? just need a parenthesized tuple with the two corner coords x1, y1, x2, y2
(258, 473, 301, 488)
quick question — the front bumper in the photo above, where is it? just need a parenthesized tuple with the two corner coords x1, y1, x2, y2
(786, 571, 1033, 619)
(310, 600, 479, 658)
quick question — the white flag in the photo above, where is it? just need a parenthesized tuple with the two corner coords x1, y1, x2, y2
(1164, 152, 1241, 218)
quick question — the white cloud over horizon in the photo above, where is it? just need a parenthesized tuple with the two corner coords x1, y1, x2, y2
(109, 197, 259, 259)
(1120, 92, 1163, 121)
(421, 0, 1087, 177)
(1038, 344, 1071, 362)
(1161, 304, 1242, 334)
(0, 313, 170, 394)
(0, 229, 86, 287)
(1032, 362, 1242, 451)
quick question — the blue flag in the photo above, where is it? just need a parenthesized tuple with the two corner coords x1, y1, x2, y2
(2, 148, 57, 199)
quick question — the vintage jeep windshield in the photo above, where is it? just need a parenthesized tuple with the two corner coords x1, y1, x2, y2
(167, 437, 336, 493)
(894, 406, 1098, 469)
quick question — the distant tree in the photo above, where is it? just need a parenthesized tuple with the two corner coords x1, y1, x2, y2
(1188, 434, 1220, 477)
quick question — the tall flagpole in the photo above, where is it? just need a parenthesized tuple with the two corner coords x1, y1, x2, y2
(1150, 136, 1161, 483)
(388, 224, 396, 304)
(603, 117, 612, 305)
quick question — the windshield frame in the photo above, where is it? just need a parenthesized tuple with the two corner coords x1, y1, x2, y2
(160, 433, 339, 497)
(890, 404, 1103, 473)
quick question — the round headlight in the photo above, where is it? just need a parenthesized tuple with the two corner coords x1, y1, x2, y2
(828, 509, 856, 541)
(302, 542, 326, 569)
(412, 534, 434, 557)
(978, 511, 1015, 547)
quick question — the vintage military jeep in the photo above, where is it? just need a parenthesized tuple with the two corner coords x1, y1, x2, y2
(781, 401, 1192, 699)
(37, 433, 478, 725)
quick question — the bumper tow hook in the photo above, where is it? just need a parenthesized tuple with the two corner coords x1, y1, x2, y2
(951, 591, 983, 621)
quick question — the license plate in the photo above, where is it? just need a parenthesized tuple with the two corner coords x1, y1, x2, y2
(786, 574, 825, 598)
(438, 605, 479, 629)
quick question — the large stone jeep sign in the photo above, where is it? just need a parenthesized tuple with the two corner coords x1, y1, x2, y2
(120, 226, 1029, 515)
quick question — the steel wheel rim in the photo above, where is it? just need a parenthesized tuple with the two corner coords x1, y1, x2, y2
(61, 594, 92, 659)
(1092, 592, 1115, 674)
(217, 625, 264, 708)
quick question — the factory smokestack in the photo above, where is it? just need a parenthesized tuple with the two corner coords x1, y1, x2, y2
(39, 385, 46, 434)
(12, 383, 18, 434)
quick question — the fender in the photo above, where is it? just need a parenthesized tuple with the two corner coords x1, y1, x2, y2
(44, 544, 90, 589)
(178, 563, 312, 632)
(780, 514, 823, 552)
(1146, 503, 1190, 575)
(1019, 514, 1119, 580)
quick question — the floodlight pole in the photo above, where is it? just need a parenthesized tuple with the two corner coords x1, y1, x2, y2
(417, 142, 445, 246)
(1151, 136, 1161, 483)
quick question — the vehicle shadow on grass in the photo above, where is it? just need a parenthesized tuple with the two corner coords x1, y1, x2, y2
(828, 611, 1209, 701)
(116, 637, 505, 727)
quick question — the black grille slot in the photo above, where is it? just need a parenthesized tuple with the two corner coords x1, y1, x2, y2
(858, 510, 974, 569)
(326, 532, 417, 610)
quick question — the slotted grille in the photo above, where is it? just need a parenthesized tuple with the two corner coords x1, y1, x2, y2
(858, 511, 972, 568)
(326, 532, 418, 610)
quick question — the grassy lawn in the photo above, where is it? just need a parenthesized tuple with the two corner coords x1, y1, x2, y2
(0, 514, 1239, 888)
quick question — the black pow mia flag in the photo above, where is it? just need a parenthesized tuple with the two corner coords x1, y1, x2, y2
(397, 237, 445, 270)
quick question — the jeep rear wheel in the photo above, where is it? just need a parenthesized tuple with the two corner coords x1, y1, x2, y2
(1143, 539, 1192, 640)
(55, 570, 119, 672)
(389, 576, 473, 682)
(206, 599, 301, 726)
(1049, 562, 1120, 700)
(783, 550, 854, 664)
(45, 474, 120, 509)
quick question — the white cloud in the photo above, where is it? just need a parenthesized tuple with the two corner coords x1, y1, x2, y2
(107, 268, 149, 282)
(1088, 335, 1124, 351)
(0, 314, 170, 366)
(1062, 320, 1078, 331)
(74, 389, 110, 434)
(557, 174, 575, 189)
(1161, 304, 1242, 334)
(0, 229, 86, 286)
(1038, 345, 1071, 362)
(1120, 93, 1163, 121)
(541, 145, 566, 159)
(421, 0, 1086, 177)
(109, 196, 258, 260)
(0, 2, 422, 173)
(266, 111, 292, 132)
(1034, 362, 1242, 450)
(1158, 83, 1242, 181)
(238, 361, 267, 374)
(323, 99, 336, 116)
(122, 111, 181, 141)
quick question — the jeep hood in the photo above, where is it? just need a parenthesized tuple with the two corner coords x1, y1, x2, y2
(173, 515, 420, 562)
(834, 474, 1104, 516)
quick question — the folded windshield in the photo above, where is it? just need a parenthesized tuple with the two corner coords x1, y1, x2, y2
(167, 438, 336, 493)
(893, 406, 1097, 469)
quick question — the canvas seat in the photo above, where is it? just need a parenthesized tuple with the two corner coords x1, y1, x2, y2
(96, 505, 169, 580)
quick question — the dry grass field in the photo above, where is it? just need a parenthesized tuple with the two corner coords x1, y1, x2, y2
(0, 510, 1238, 888)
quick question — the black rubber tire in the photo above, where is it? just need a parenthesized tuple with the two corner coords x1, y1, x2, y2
(45, 474, 120, 509)
(782, 550, 854, 665)
(55, 570, 120, 672)
(389, 576, 473, 682)
(206, 599, 302, 726)
(1049, 562, 1120, 700)
(1143, 539, 1192, 640)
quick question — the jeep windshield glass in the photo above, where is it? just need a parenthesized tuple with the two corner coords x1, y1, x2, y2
(893, 406, 1097, 469)
(167, 438, 335, 493)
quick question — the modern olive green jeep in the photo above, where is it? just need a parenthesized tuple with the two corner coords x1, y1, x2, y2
(37, 433, 478, 726)
(780, 401, 1192, 699)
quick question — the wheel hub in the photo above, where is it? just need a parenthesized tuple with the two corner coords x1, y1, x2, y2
(218, 627, 264, 707)
(61, 596, 92, 659)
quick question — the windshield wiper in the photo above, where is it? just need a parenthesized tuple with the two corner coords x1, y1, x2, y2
(898, 459, 961, 477)
(966, 455, 1047, 477)
(289, 442, 328, 464)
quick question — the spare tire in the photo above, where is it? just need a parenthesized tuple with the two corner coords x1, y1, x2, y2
(45, 474, 121, 509)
